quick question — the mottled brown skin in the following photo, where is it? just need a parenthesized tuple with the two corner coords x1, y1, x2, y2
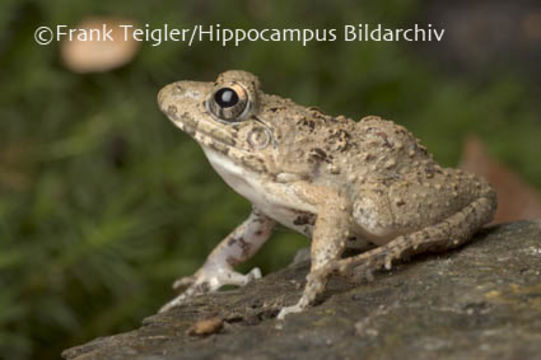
(157, 70, 497, 319)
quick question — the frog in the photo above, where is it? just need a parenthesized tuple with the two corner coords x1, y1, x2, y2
(156, 70, 497, 320)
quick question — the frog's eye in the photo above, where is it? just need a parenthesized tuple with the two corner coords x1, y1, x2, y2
(208, 84, 249, 122)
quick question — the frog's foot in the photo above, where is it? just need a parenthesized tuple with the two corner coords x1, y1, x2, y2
(159, 267, 262, 313)
(277, 269, 328, 320)
(276, 279, 320, 320)
(344, 251, 397, 283)
(277, 302, 305, 320)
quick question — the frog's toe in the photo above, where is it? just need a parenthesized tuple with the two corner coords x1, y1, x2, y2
(246, 267, 262, 281)
(160, 280, 212, 313)
(277, 303, 304, 320)
(159, 293, 189, 313)
(217, 268, 261, 287)
(172, 275, 196, 290)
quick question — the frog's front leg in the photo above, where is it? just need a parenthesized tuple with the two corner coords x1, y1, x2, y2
(159, 207, 275, 313)
(277, 184, 352, 320)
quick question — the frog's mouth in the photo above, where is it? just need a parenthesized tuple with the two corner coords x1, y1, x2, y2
(158, 81, 246, 154)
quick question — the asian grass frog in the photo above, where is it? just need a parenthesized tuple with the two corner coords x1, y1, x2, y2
(157, 70, 496, 319)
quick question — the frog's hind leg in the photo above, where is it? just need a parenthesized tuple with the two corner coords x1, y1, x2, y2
(335, 193, 496, 279)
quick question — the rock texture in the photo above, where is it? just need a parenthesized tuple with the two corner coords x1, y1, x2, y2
(63, 221, 541, 360)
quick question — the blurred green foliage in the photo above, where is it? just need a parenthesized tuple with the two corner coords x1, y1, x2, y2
(1, 0, 540, 359)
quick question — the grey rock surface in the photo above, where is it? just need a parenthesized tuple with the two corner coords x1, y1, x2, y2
(63, 221, 541, 360)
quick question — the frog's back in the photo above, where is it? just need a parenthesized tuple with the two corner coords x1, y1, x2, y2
(313, 115, 436, 191)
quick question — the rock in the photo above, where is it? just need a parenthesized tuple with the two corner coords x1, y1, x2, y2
(62, 221, 541, 360)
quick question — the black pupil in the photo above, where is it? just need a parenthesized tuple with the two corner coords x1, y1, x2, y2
(214, 88, 239, 108)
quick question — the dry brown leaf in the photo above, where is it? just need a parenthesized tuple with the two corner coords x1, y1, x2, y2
(459, 134, 541, 223)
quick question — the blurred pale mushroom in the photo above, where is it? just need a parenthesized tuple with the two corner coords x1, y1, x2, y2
(61, 18, 140, 73)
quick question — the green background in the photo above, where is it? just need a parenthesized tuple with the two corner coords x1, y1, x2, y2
(1, 1, 540, 359)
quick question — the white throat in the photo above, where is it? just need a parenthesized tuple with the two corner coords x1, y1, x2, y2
(202, 147, 264, 204)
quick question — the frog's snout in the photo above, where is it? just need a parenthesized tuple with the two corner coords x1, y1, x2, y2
(157, 82, 176, 113)
(158, 81, 212, 115)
